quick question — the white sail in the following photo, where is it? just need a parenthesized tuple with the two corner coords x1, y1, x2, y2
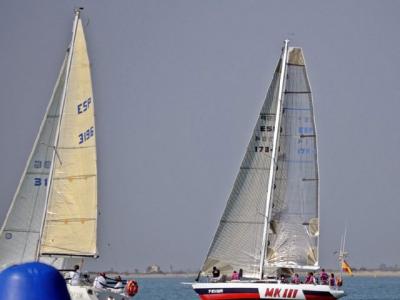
(267, 48, 319, 270)
(201, 59, 282, 279)
(201, 45, 319, 278)
(39, 17, 98, 257)
(0, 55, 67, 269)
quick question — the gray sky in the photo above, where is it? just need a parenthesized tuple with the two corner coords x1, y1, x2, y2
(1, 1, 399, 272)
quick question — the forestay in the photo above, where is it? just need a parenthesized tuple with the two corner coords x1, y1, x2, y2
(201, 47, 319, 278)
(39, 18, 98, 257)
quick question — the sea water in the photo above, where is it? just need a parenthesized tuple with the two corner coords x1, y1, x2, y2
(132, 276, 400, 300)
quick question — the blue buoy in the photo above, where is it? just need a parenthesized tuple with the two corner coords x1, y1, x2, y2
(0, 262, 70, 300)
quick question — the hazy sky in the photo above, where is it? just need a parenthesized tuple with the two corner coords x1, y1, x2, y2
(1, 1, 399, 272)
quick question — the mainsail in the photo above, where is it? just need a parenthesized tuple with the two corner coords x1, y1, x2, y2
(201, 45, 319, 278)
(0, 10, 98, 269)
(267, 48, 319, 270)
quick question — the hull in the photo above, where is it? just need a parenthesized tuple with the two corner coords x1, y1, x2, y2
(68, 285, 135, 300)
(192, 282, 345, 300)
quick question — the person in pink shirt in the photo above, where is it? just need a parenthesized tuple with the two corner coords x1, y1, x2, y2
(231, 270, 239, 280)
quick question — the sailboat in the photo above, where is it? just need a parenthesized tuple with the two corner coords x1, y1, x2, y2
(192, 41, 345, 299)
(0, 9, 137, 300)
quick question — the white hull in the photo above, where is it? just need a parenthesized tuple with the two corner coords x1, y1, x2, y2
(68, 285, 134, 300)
(192, 281, 345, 300)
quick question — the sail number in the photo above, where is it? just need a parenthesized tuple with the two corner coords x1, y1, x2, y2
(298, 127, 313, 134)
(33, 160, 51, 169)
(297, 148, 315, 155)
(77, 97, 92, 114)
(34, 178, 48, 186)
(255, 146, 272, 153)
(78, 127, 94, 144)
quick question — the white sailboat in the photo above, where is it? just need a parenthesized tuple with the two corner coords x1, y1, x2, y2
(192, 40, 345, 299)
(0, 9, 136, 300)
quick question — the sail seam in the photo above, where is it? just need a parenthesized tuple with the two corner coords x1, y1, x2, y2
(52, 174, 96, 180)
(45, 218, 96, 223)
(56, 146, 96, 149)
(26, 171, 53, 175)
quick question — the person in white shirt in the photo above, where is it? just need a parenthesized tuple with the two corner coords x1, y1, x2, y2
(113, 276, 124, 294)
(67, 265, 81, 286)
(93, 272, 107, 289)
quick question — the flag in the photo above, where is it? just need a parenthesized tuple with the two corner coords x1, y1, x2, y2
(342, 260, 353, 276)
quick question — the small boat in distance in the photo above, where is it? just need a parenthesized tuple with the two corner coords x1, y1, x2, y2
(192, 40, 345, 299)
(0, 9, 137, 299)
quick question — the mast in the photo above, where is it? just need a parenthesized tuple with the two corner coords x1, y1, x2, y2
(258, 40, 289, 279)
(36, 9, 81, 260)
(339, 225, 347, 279)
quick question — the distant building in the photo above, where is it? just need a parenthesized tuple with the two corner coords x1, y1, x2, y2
(146, 264, 162, 273)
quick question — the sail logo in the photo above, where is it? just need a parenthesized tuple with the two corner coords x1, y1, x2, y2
(264, 288, 298, 298)
(77, 97, 92, 114)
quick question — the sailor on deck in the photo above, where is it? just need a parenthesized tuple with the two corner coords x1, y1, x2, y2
(320, 268, 329, 285)
(93, 272, 107, 289)
(210, 266, 221, 282)
(113, 275, 124, 294)
(291, 273, 301, 284)
(231, 271, 239, 280)
(67, 265, 81, 286)
(305, 272, 317, 284)
(329, 273, 336, 288)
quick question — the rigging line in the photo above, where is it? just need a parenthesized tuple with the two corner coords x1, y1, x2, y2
(40, 143, 63, 165)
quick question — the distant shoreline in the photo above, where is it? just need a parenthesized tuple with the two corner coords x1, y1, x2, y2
(342, 270, 400, 277)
